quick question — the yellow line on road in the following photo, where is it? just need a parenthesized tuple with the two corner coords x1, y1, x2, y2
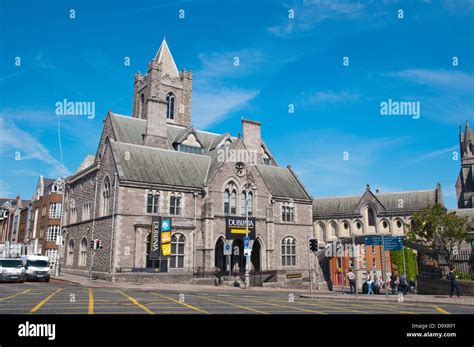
(189, 294, 268, 314)
(88, 288, 94, 314)
(273, 298, 367, 314)
(31, 289, 62, 313)
(151, 292, 209, 314)
(118, 291, 155, 314)
(434, 305, 450, 314)
(0, 289, 31, 302)
(239, 297, 327, 314)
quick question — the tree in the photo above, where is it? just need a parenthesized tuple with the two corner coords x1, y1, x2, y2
(408, 204, 471, 265)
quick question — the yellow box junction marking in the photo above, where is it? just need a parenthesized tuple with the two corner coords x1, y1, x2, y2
(118, 291, 155, 314)
(31, 289, 63, 313)
(190, 294, 268, 314)
(434, 305, 450, 314)
(88, 288, 94, 314)
(151, 292, 209, 314)
(0, 289, 31, 302)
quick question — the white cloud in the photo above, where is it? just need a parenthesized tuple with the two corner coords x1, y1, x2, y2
(0, 116, 70, 178)
(0, 181, 13, 197)
(390, 69, 474, 91)
(410, 145, 459, 164)
(267, 0, 369, 38)
(192, 88, 260, 129)
(306, 90, 360, 105)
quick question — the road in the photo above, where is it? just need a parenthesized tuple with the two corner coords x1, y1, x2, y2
(0, 280, 473, 314)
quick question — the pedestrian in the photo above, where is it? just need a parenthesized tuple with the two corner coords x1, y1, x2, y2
(448, 267, 460, 298)
(347, 269, 356, 294)
(400, 273, 408, 295)
(409, 278, 416, 294)
(366, 275, 374, 295)
(390, 272, 398, 295)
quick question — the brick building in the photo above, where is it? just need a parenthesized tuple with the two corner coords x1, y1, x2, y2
(313, 184, 442, 288)
(29, 176, 65, 266)
(61, 38, 313, 283)
(0, 196, 30, 257)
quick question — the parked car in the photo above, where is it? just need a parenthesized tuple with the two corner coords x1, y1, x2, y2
(362, 280, 380, 294)
(0, 258, 26, 283)
(21, 255, 51, 282)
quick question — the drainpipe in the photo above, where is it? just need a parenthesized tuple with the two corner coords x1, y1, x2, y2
(90, 175, 99, 280)
(193, 192, 198, 273)
(109, 172, 118, 281)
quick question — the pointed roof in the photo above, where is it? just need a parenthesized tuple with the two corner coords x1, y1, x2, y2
(153, 37, 180, 78)
(464, 120, 473, 143)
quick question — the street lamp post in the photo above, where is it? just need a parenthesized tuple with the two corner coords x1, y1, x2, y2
(243, 176, 256, 289)
(54, 178, 65, 277)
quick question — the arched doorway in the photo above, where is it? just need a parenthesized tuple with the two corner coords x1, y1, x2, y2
(231, 239, 244, 274)
(214, 237, 226, 275)
(251, 239, 261, 271)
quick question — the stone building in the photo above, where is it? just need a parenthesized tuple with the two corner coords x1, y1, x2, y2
(61, 38, 313, 283)
(312, 184, 442, 287)
(0, 196, 30, 257)
(456, 121, 474, 208)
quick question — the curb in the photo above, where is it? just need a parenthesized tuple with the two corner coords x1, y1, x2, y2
(299, 294, 474, 306)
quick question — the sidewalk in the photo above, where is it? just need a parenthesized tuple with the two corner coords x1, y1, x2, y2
(52, 273, 474, 306)
(300, 290, 474, 306)
(51, 273, 309, 294)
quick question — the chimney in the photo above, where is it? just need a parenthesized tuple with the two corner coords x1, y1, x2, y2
(242, 118, 262, 164)
(144, 96, 168, 149)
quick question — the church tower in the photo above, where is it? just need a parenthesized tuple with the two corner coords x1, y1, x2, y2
(456, 120, 474, 208)
(132, 38, 193, 148)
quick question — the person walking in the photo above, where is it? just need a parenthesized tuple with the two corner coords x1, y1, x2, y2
(347, 269, 356, 294)
(367, 274, 374, 295)
(400, 273, 408, 295)
(390, 272, 398, 295)
(448, 267, 460, 298)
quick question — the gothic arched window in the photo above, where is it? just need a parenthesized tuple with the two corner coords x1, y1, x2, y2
(166, 93, 175, 120)
(368, 207, 376, 226)
(230, 190, 237, 215)
(140, 93, 146, 119)
(224, 190, 230, 214)
(101, 176, 111, 216)
(170, 234, 185, 268)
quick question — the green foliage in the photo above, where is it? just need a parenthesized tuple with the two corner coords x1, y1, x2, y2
(408, 204, 471, 263)
(390, 248, 417, 279)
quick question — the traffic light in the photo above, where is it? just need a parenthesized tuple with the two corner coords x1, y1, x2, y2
(309, 239, 318, 252)
(90, 240, 94, 249)
(93, 239, 103, 251)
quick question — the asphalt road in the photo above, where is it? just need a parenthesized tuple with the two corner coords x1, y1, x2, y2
(0, 280, 473, 315)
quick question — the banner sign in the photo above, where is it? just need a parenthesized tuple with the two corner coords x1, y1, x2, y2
(150, 217, 161, 259)
(225, 216, 256, 240)
(160, 217, 172, 257)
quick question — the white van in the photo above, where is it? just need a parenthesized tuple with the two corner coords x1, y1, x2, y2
(0, 258, 26, 282)
(21, 255, 51, 282)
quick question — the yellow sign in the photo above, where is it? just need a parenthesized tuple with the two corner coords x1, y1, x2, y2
(230, 228, 247, 235)
(161, 243, 171, 256)
(161, 231, 171, 244)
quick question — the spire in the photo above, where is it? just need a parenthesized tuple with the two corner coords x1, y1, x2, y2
(153, 37, 180, 79)
(464, 119, 473, 143)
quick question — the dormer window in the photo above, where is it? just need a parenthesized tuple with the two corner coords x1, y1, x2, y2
(166, 93, 175, 119)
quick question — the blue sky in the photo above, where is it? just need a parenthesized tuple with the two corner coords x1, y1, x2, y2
(0, 0, 473, 208)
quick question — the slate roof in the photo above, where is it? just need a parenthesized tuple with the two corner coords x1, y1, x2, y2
(112, 141, 210, 188)
(256, 165, 310, 200)
(449, 208, 474, 228)
(110, 113, 224, 151)
(313, 189, 439, 217)
(105, 113, 310, 199)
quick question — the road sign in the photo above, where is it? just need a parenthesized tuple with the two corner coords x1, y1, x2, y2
(383, 236, 404, 251)
(244, 248, 251, 257)
(364, 236, 383, 245)
(223, 243, 232, 256)
(244, 236, 250, 249)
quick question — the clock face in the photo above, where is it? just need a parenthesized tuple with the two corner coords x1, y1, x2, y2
(235, 162, 246, 177)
